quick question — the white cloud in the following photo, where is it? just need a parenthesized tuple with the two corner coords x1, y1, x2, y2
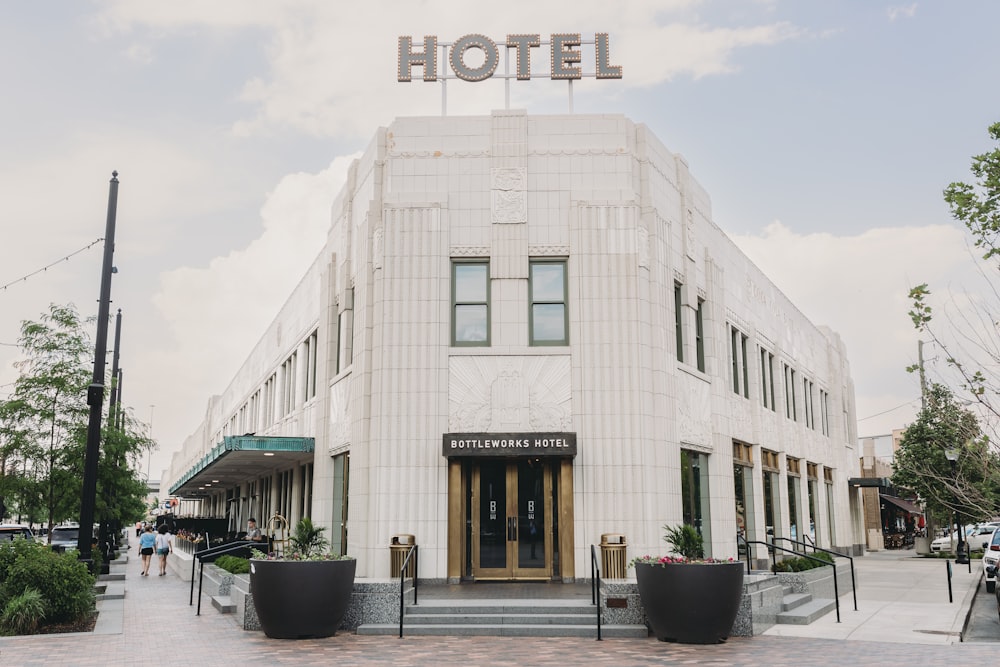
(97, 1, 803, 139)
(731, 220, 988, 436)
(887, 4, 918, 22)
(147, 153, 357, 393)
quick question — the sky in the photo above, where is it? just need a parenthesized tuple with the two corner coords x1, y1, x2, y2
(1, 1, 998, 481)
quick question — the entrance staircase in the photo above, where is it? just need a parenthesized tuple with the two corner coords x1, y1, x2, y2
(357, 598, 649, 638)
(775, 585, 836, 625)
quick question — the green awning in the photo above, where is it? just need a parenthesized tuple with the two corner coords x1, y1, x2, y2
(169, 436, 315, 497)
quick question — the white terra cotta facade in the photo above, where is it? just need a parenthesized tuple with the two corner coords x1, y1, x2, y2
(165, 110, 862, 583)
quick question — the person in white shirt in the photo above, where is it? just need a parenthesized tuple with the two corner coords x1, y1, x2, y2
(155, 524, 173, 576)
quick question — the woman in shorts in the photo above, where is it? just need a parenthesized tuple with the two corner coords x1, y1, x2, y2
(138, 524, 156, 576)
(155, 524, 173, 576)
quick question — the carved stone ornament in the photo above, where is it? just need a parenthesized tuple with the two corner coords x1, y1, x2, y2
(450, 357, 571, 432)
(491, 167, 526, 223)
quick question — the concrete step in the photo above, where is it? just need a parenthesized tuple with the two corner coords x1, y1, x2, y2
(399, 612, 596, 626)
(211, 595, 236, 614)
(96, 582, 125, 601)
(781, 592, 813, 611)
(357, 623, 648, 638)
(356, 598, 648, 638)
(775, 598, 836, 625)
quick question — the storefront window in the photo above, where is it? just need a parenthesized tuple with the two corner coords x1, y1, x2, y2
(681, 449, 711, 554)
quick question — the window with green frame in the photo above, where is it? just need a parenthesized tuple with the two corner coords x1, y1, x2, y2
(529, 260, 568, 345)
(452, 261, 490, 346)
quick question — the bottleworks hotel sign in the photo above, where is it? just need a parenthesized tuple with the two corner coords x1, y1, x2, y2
(398, 33, 622, 82)
(442, 432, 578, 458)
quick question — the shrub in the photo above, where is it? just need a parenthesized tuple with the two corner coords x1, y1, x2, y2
(663, 524, 704, 560)
(772, 550, 834, 573)
(2, 543, 95, 623)
(215, 555, 250, 575)
(0, 588, 46, 635)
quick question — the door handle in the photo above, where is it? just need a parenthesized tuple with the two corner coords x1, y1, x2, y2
(507, 517, 517, 541)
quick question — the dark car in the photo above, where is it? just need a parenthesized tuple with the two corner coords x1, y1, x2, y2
(48, 525, 80, 552)
(0, 524, 34, 543)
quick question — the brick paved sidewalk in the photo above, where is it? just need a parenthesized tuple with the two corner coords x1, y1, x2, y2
(0, 540, 996, 666)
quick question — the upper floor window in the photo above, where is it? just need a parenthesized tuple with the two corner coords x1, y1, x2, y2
(760, 347, 776, 411)
(529, 260, 568, 345)
(695, 298, 706, 372)
(452, 261, 490, 346)
(674, 282, 684, 363)
(729, 324, 749, 398)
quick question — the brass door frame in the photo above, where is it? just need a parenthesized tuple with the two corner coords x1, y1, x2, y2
(471, 460, 553, 580)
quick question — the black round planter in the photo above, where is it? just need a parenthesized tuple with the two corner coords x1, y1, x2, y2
(250, 558, 357, 639)
(634, 561, 745, 644)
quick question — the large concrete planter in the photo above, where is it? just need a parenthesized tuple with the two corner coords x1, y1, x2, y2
(634, 561, 745, 644)
(250, 558, 356, 639)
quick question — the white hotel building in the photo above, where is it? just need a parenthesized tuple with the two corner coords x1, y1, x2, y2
(165, 110, 862, 582)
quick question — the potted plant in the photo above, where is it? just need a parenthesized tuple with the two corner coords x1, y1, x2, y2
(250, 517, 356, 639)
(629, 524, 744, 644)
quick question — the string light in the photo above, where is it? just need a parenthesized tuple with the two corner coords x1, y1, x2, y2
(0, 238, 103, 292)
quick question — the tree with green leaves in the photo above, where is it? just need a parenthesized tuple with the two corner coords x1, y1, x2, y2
(892, 383, 1000, 524)
(0, 303, 153, 535)
(907, 121, 1000, 476)
(4, 304, 91, 531)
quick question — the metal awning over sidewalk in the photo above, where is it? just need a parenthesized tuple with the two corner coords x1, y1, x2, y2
(169, 435, 314, 497)
(880, 493, 922, 514)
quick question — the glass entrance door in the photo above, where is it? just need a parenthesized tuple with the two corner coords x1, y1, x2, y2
(472, 460, 551, 579)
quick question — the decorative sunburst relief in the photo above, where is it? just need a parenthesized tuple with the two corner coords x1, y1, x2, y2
(449, 356, 572, 432)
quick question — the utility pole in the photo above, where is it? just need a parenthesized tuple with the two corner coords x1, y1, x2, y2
(78, 172, 119, 570)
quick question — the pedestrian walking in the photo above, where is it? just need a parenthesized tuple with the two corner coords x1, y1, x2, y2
(155, 524, 173, 576)
(138, 524, 156, 576)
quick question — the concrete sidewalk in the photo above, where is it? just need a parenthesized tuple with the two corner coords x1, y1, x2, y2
(764, 549, 983, 644)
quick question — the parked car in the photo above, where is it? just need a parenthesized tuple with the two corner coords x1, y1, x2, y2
(0, 524, 34, 543)
(971, 522, 1000, 552)
(930, 525, 977, 553)
(983, 527, 1000, 594)
(48, 525, 80, 552)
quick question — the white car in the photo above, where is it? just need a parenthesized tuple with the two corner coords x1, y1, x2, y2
(983, 527, 1000, 593)
(970, 522, 1000, 552)
(930, 525, 976, 554)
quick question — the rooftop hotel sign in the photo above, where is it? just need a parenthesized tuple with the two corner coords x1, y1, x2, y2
(398, 33, 622, 83)
(442, 432, 578, 458)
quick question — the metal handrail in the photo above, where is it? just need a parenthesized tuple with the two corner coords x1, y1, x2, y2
(742, 540, 843, 623)
(189, 539, 261, 614)
(590, 544, 603, 641)
(397, 544, 418, 638)
(771, 537, 857, 611)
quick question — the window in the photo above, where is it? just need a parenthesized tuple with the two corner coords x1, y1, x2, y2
(760, 348, 776, 411)
(281, 352, 297, 417)
(806, 463, 818, 544)
(695, 298, 706, 372)
(787, 456, 801, 541)
(304, 330, 318, 401)
(762, 449, 781, 540)
(529, 260, 567, 345)
(331, 454, 349, 556)
(819, 389, 830, 436)
(729, 325, 749, 398)
(263, 373, 276, 428)
(681, 449, 711, 553)
(824, 467, 835, 546)
(733, 442, 755, 545)
(783, 364, 797, 421)
(452, 261, 490, 346)
(803, 378, 815, 429)
(674, 282, 684, 363)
